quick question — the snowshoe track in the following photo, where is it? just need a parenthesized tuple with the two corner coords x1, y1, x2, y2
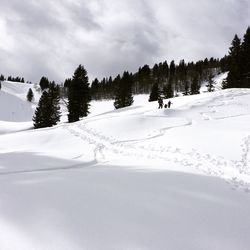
(65, 121, 250, 191)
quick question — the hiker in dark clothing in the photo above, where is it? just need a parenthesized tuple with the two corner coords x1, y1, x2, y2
(158, 98, 163, 109)
(167, 100, 173, 108)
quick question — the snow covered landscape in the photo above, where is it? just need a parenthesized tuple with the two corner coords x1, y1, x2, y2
(1, 75, 250, 250)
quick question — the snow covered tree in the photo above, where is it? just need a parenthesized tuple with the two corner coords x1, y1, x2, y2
(67, 65, 91, 123)
(114, 71, 134, 109)
(149, 83, 159, 102)
(33, 83, 61, 129)
(27, 88, 34, 102)
(206, 74, 215, 92)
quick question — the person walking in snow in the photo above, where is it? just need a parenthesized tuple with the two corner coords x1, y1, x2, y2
(167, 100, 173, 108)
(158, 97, 163, 109)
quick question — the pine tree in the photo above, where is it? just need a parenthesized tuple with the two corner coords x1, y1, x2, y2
(241, 27, 250, 87)
(163, 83, 173, 99)
(33, 91, 51, 128)
(27, 88, 34, 102)
(149, 83, 159, 102)
(0, 74, 4, 81)
(33, 83, 61, 129)
(91, 78, 100, 99)
(169, 60, 176, 77)
(49, 82, 61, 125)
(39, 76, 50, 91)
(206, 74, 215, 92)
(114, 71, 134, 109)
(190, 74, 200, 95)
(182, 81, 190, 96)
(0, 81, 1, 90)
(64, 78, 72, 88)
(137, 65, 151, 93)
(224, 35, 242, 88)
(68, 65, 91, 123)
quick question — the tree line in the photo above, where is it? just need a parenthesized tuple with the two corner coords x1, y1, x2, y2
(0, 74, 25, 83)
(222, 27, 250, 89)
(90, 57, 224, 101)
(30, 26, 250, 129)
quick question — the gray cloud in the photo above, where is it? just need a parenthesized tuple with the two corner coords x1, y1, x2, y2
(0, 0, 249, 83)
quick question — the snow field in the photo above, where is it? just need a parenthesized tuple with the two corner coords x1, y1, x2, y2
(1, 78, 250, 249)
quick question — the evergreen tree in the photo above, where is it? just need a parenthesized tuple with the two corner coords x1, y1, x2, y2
(163, 83, 173, 99)
(27, 88, 34, 102)
(91, 78, 100, 99)
(241, 27, 250, 87)
(149, 83, 160, 102)
(161, 61, 169, 82)
(64, 78, 72, 88)
(152, 64, 160, 82)
(224, 35, 242, 88)
(39, 76, 50, 91)
(33, 91, 51, 128)
(0, 81, 1, 90)
(182, 81, 190, 96)
(49, 82, 61, 125)
(67, 65, 91, 123)
(33, 84, 61, 129)
(220, 56, 230, 72)
(0, 74, 4, 81)
(137, 65, 151, 93)
(114, 71, 134, 109)
(169, 60, 176, 77)
(206, 74, 215, 92)
(190, 74, 200, 95)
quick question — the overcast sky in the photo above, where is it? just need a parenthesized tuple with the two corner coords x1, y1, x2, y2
(0, 0, 249, 83)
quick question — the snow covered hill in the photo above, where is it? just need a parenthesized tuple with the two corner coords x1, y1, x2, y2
(0, 81, 40, 133)
(1, 78, 250, 250)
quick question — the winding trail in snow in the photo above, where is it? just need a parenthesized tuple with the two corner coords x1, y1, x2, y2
(64, 122, 250, 191)
(61, 89, 250, 191)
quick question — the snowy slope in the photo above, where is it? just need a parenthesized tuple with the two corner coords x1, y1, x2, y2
(0, 81, 40, 133)
(1, 78, 250, 249)
(200, 72, 228, 92)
